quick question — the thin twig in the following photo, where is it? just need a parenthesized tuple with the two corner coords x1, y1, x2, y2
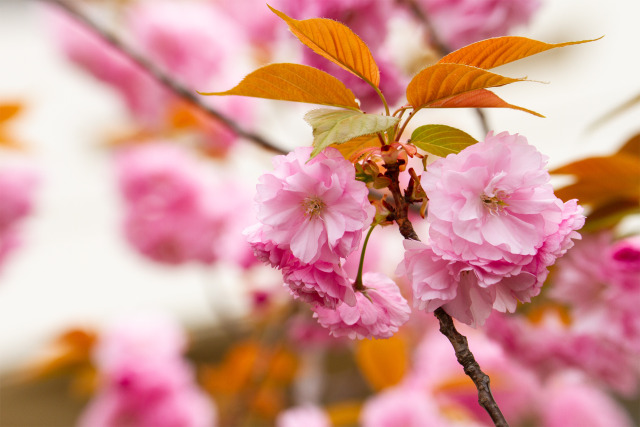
(385, 158, 509, 427)
(45, 0, 286, 154)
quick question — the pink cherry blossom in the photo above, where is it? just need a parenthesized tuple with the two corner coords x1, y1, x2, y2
(276, 405, 331, 427)
(255, 147, 374, 265)
(401, 132, 584, 326)
(245, 223, 356, 308)
(79, 314, 216, 427)
(313, 272, 410, 339)
(417, 0, 541, 50)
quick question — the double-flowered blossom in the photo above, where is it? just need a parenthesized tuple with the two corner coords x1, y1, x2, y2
(400, 132, 584, 326)
(313, 272, 411, 339)
(255, 147, 375, 265)
(248, 147, 374, 310)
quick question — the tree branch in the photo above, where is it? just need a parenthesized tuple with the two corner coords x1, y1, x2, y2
(385, 159, 509, 427)
(44, 0, 286, 154)
(434, 308, 509, 427)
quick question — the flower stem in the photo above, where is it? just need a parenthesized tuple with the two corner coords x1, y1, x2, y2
(353, 223, 377, 291)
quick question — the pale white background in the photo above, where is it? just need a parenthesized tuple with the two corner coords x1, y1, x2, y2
(0, 0, 639, 371)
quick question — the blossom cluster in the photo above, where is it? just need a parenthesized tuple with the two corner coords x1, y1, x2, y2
(246, 147, 410, 339)
(78, 314, 216, 427)
(400, 132, 584, 326)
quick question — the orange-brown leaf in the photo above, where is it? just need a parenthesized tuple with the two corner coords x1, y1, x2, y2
(269, 6, 380, 87)
(425, 88, 543, 117)
(406, 63, 526, 110)
(439, 36, 601, 69)
(355, 334, 407, 391)
(199, 63, 359, 109)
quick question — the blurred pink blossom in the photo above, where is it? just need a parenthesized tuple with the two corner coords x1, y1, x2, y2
(0, 164, 38, 270)
(116, 142, 255, 267)
(313, 272, 410, 339)
(128, 1, 245, 89)
(541, 375, 634, 427)
(360, 385, 451, 427)
(276, 404, 331, 427)
(78, 314, 216, 427)
(418, 0, 541, 50)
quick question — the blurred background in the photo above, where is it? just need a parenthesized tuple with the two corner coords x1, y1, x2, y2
(0, 0, 638, 426)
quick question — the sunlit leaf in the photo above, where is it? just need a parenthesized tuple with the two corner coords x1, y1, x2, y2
(406, 63, 527, 110)
(269, 6, 380, 88)
(304, 109, 398, 158)
(199, 63, 359, 109)
(552, 154, 640, 206)
(330, 134, 381, 162)
(439, 36, 602, 69)
(411, 124, 478, 157)
(355, 335, 407, 391)
(424, 88, 544, 117)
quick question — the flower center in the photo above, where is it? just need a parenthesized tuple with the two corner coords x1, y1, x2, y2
(480, 189, 509, 215)
(301, 196, 326, 218)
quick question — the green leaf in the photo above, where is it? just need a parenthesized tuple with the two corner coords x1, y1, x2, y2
(410, 125, 478, 157)
(304, 109, 398, 158)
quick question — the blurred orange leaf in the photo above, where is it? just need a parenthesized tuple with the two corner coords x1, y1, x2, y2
(439, 36, 601, 69)
(0, 103, 21, 123)
(326, 401, 362, 426)
(618, 133, 640, 158)
(200, 63, 359, 109)
(0, 102, 26, 150)
(26, 329, 97, 381)
(552, 153, 640, 206)
(355, 334, 407, 391)
(425, 88, 543, 117)
(406, 63, 527, 110)
(269, 6, 380, 88)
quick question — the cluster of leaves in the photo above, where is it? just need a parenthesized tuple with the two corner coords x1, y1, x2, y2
(201, 6, 597, 164)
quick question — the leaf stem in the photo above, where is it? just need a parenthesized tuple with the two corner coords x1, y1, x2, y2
(371, 83, 390, 116)
(353, 223, 377, 291)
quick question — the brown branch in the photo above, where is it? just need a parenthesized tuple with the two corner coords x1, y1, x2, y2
(45, 0, 286, 154)
(434, 308, 509, 427)
(385, 158, 509, 427)
(384, 161, 420, 241)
